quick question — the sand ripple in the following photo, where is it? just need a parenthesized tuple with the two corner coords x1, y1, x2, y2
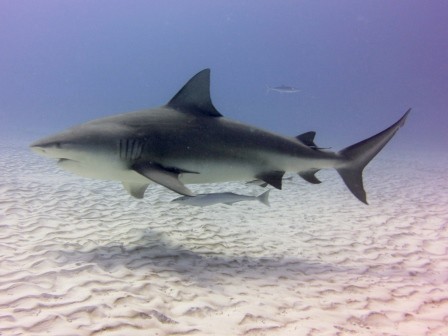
(0, 143, 447, 335)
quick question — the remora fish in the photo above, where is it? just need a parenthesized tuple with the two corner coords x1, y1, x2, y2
(267, 85, 300, 93)
(30, 69, 410, 204)
(172, 190, 270, 207)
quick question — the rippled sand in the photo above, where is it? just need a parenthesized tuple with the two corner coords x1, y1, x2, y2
(0, 140, 447, 335)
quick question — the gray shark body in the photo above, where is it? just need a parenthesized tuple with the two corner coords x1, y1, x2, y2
(31, 69, 410, 204)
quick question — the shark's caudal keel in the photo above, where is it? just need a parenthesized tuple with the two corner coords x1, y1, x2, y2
(30, 69, 410, 203)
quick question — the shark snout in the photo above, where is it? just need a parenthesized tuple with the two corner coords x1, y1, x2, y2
(30, 140, 49, 154)
(30, 137, 66, 158)
(30, 144, 46, 155)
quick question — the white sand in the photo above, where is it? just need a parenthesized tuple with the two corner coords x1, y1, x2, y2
(0, 140, 447, 335)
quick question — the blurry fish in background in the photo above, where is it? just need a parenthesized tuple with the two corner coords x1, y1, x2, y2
(266, 85, 301, 93)
(172, 190, 270, 207)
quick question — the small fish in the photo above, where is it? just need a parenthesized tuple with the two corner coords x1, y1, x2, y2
(172, 190, 270, 207)
(267, 85, 300, 93)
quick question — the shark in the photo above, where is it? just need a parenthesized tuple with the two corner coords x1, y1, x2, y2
(30, 69, 410, 204)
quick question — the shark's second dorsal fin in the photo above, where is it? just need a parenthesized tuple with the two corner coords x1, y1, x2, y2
(166, 69, 222, 117)
(296, 131, 317, 147)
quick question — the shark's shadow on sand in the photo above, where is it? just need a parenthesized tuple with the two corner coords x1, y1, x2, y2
(55, 228, 363, 285)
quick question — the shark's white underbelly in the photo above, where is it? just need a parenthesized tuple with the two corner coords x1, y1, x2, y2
(57, 158, 259, 184)
(57, 151, 336, 186)
(57, 159, 146, 182)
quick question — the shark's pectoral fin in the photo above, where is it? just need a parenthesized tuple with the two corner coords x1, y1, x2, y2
(256, 171, 285, 190)
(132, 162, 196, 196)
(298, 169, 321, 184)
(122, 182, 150, 199)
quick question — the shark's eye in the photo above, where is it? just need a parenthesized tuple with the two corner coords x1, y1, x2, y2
(54, 141, 75, 149)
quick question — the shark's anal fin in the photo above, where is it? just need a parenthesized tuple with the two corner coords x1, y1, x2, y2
(256, 171, 285, 190)
(122, 182, 149, 199)
(298, 169, 321, 184)
(132, 162, 196, 196)
(166, 69, 222, 117)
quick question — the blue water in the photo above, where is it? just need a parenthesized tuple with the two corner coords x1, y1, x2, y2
(1, 0, 447, 150)
(1, 3, 448, 334)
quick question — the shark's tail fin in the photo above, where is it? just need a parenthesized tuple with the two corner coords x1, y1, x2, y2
(257, 190, 271, 206)
(336, 109, 411, 204)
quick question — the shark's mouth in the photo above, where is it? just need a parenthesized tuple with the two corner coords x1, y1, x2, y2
(57, 158, 80, 166)
(58, 158, 73, 164)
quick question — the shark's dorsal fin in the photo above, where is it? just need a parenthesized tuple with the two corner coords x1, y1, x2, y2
(296, 132, 330, 150)
(166, 69, 222, 117)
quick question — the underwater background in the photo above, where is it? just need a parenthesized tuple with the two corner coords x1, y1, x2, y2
(1, 0, 447, 149)
(1, 1, 447, 335)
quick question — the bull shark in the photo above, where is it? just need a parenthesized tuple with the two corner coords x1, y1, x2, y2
(30, 69, 410, 204)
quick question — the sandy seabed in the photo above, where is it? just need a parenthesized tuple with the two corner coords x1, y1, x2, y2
(0, 139, 447, 336)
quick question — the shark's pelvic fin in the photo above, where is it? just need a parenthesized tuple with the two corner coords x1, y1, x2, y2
(132, 162, 196, 196)
(298, 169, 321, 184)
(337, 109, 411, 204)
(122, 182, 149, 199)
(166, 69, 222, 117)
(256, 171, 285, 190)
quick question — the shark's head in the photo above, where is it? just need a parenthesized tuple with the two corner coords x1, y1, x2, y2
(32, 124, 111, 159)
(30, 129, 82, 161)
(30, 122, 128, 178)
